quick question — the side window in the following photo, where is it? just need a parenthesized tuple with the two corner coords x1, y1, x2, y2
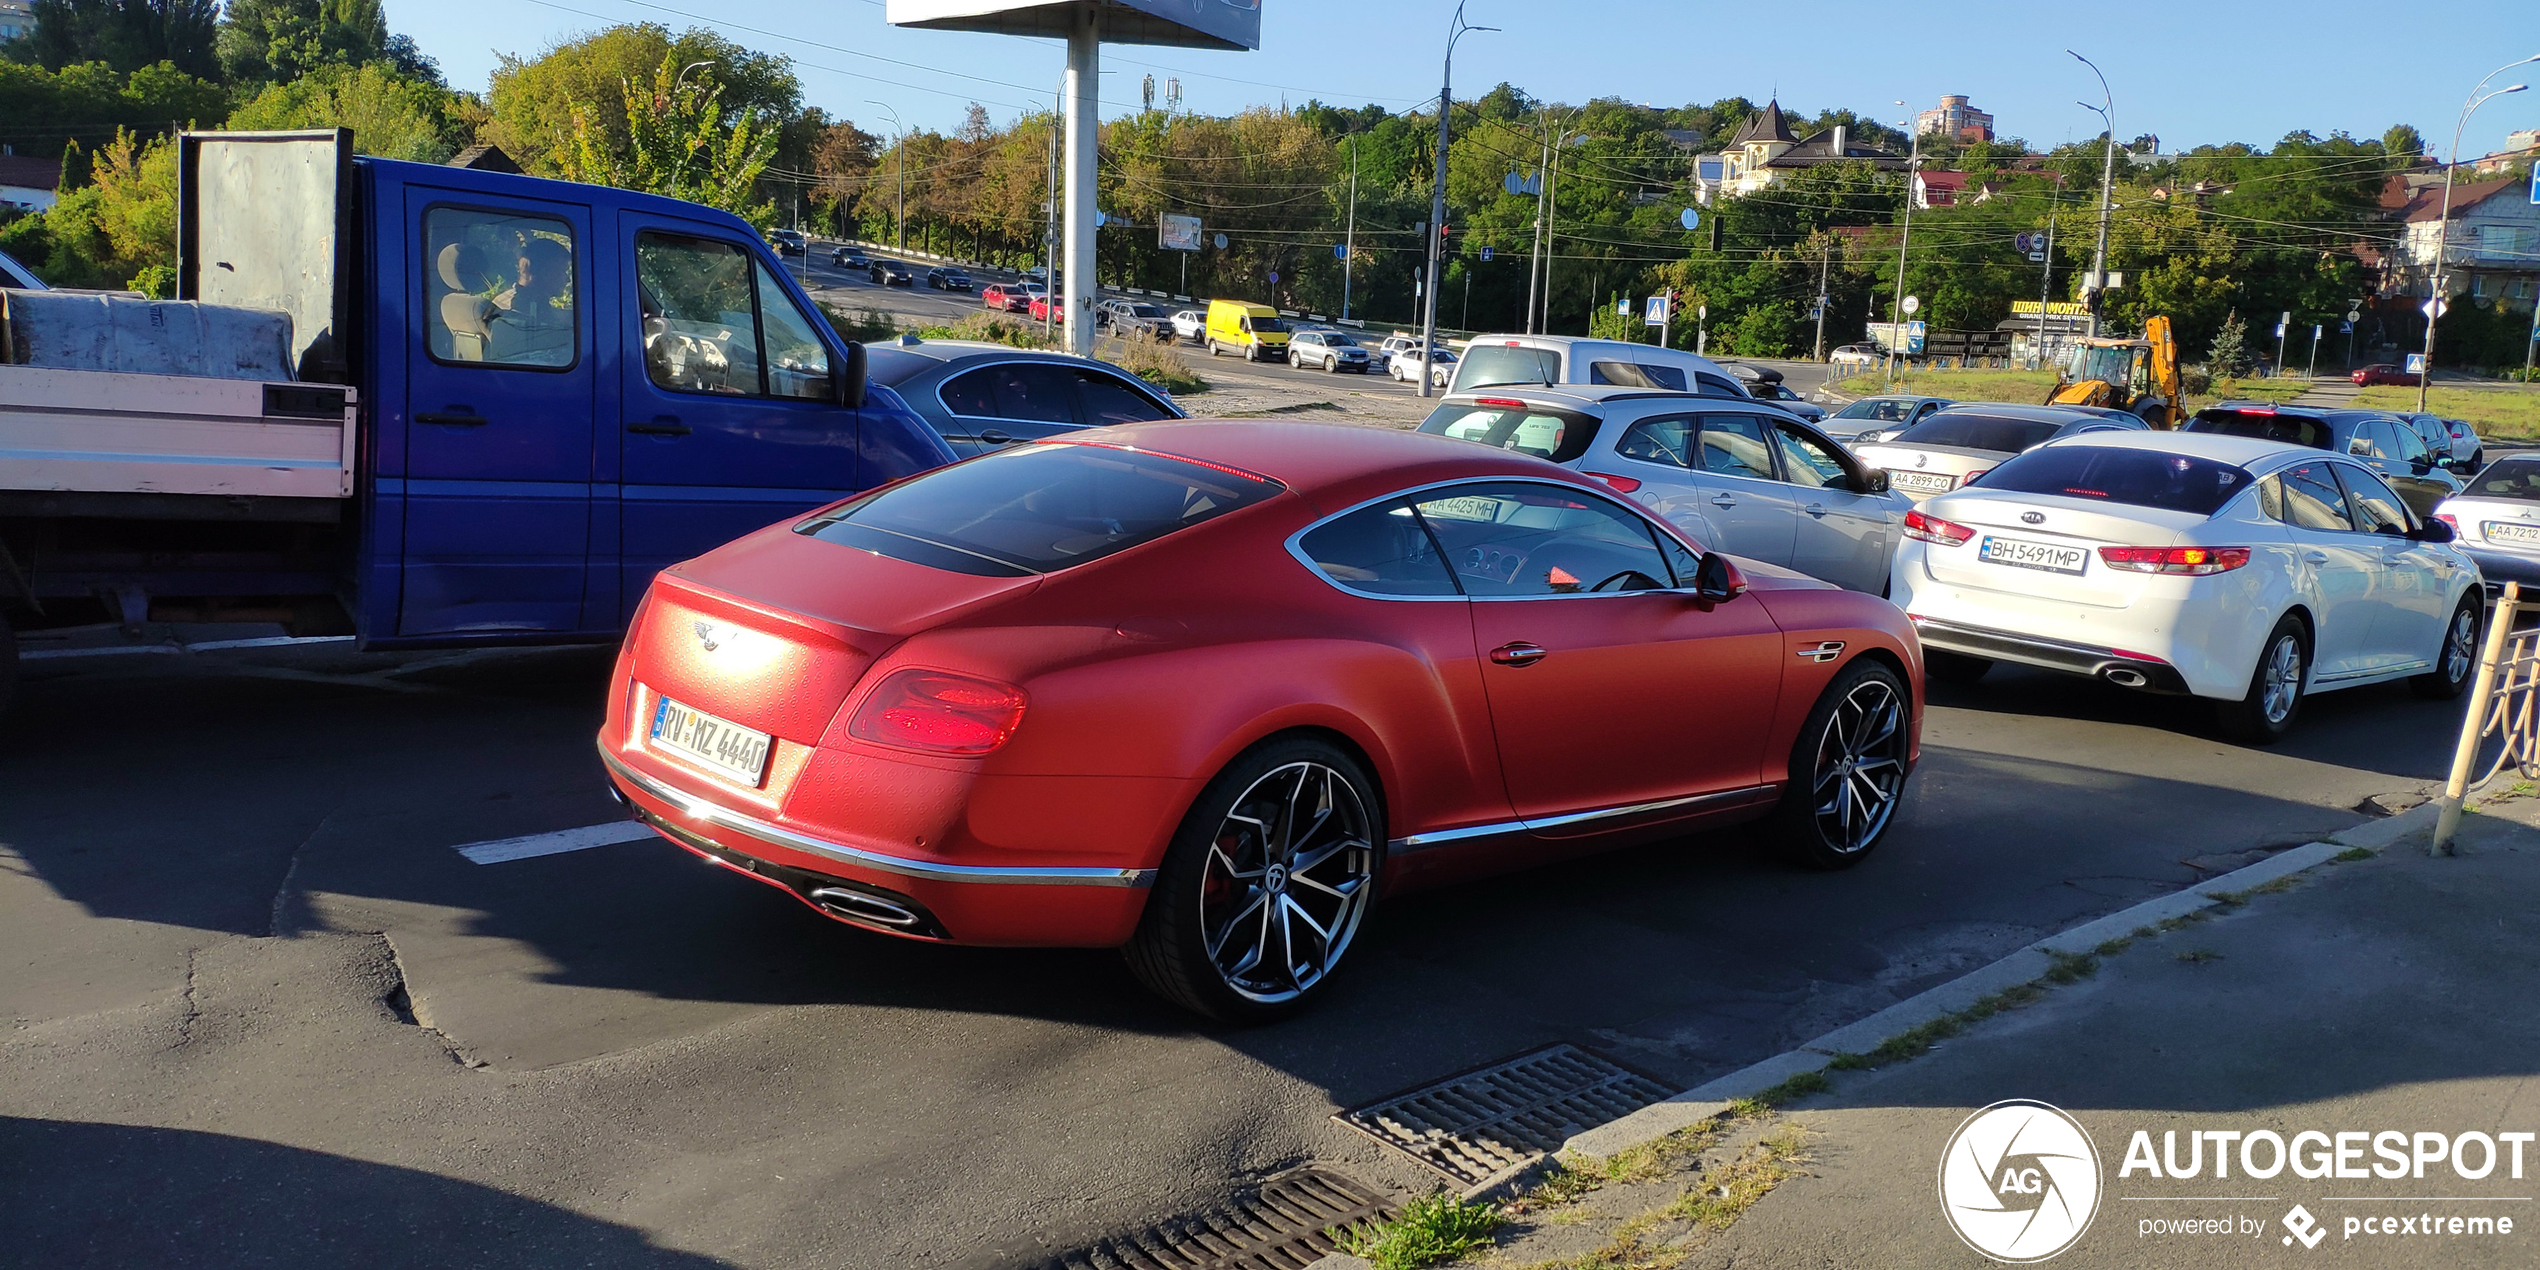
(1411, 482, 1672, 598)
(1694, 372, 1744, 397)
(2334, 464, 2414, 534)
(2346, 424, 2380, 457)
(1614, 414, 1695, 467)
(938, 363, 1079, 424)
(1297, 500, 1460, 597)
(2387, 421, 2431, 466)
(637, 234, 761, 395)
(1634, 363, 1688, 391)
(1076, 369, 1173, 426)
(1695, 415, 1777, 481)
(1771, 424, 1850, 490)
(426, 207, 576, 369)
(939, 369, 999, 416)
(2276, 461, 2357, 532)
(755, 265, 833, 401)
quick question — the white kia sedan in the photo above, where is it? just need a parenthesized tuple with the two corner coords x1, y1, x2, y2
(1893, 431, 2482, 744)
(1855, 405, 2147, 502)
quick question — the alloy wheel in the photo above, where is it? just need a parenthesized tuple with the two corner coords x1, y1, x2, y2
(1198, 761, 1376, 1003)
(2444, 608, 2476, 685)
(2261, 634, 2304, 725)
(1809, 677, 1908, 855)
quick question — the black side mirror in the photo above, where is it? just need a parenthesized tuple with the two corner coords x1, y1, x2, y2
(1694, 552, 1749, 602)
(2411, 518, 2456, 544)
(1856, 468, 1892, 495)
(838, 341, 868, 410)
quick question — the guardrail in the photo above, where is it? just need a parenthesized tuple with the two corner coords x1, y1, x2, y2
(2435, 581, 2533, 853)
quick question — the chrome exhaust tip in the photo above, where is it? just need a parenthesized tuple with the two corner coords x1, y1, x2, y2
(2104, 667, 2149, 688)
(808, 887, 923, 929)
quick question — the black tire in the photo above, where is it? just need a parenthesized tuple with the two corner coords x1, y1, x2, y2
(1769, 660, 1913, 869)
(2412, 596, 2481, 700)
(1925, 650, 1992, 685)
(2216, 614, 2309, 745)
(0, 609, 15, 716)
(1123, 736, 1382, 1023)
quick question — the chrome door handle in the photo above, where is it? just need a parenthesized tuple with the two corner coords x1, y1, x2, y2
(978, 429, 1013, 445)
(1710, 494, 1737, 508)
(2303, 550, 2330, 564)
(1489, 642, 1548, 667)
(1805, 503, 1827, 518)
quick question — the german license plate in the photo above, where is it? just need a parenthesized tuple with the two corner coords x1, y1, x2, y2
(1888, 469, 1955, 493)
(2485, 521, 2540, 547)
(648, 693, 772, 786)
(1979, 534, 2088, 575)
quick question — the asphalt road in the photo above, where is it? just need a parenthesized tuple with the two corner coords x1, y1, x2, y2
(0, 615, 2465, 1267)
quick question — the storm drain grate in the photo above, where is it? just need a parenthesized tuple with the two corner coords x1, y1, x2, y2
(1335, 1044, 1676, 1187)
(1040, 1168, 1391, 1270)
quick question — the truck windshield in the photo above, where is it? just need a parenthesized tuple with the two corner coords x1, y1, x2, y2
(1242, 316, 1289, 334)
(795, 443, 1285, 576)
(2065, 344, 2137, 385)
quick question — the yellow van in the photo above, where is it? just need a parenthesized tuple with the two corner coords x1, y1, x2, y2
(1204, 299, 1291, 363)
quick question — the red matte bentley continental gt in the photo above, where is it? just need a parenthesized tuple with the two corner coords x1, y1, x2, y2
(599, 420, 1922, 1020)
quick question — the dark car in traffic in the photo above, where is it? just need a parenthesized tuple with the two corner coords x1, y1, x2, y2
(862, 336, 1188, 455)
(830, 245, 870, 270)
(2183, 402, 2463, 519)
(925, 266, 973, 291)
(870, 260, 916, 287)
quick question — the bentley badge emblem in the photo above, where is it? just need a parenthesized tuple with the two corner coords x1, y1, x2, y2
(694, 620, 723, 652)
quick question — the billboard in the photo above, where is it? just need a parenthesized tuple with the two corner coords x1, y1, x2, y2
(887, 0, 1261, 51)
(1160, 213, 1203, 252)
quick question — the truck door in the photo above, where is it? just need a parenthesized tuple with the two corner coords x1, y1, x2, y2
(400, 191, 596, 635)
(616, 211, 861, 618)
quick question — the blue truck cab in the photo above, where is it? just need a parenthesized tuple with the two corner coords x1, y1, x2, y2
(0, 129, 951, 692)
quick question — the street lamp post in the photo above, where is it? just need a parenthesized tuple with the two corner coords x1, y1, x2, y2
(1886, 106, 1922, 385)
(1418, 1, 1496, 398)
(2419, 55, 2537, 412)
(2069, 50, 2118, 340)
(866, 100, 909, 254)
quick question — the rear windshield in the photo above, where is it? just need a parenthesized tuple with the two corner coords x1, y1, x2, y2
(1834, 398, 1923, 421)
(795, 443, 1284, 576)
(2467, 458, 2540, 501)
(1589, 361, 1689, 391)
(1419, 402, 1598, 464)
(2187, 409, 2330, 449)
(1892, 412, 2061, 454)
(1455, 345, 1564, 388)
(1977, 446, 2254, 516)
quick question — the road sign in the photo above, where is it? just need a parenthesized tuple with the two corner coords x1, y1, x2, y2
(2340, 321, 2353, 334)
(1645, 295, 1672, 326)
(2423, 298, 2449, 320)
(1267, 271, 1278, 284)
(1618, 297, 1632, 315)
(1679, 208, 1700, 231)
(1213, 232, 1227, 250)
(2406, 353, 2427, 374)
(1697, 304, 1708, 320)
(2015, 232, 2034, 252)
(1480, 246, 1493, 262)
(1901, 295, 1921, 315)
(2345, 309, 2360, 322)
(2028, 251, 2045, 263)
(2531, 163, 2539, 205)
(2274, 322, 2287, 338)
(1159, 213, 1202, 252)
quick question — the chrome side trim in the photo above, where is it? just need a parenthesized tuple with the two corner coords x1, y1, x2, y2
(600, 746, 1155, 888)
(1388, 784, 1773, 855)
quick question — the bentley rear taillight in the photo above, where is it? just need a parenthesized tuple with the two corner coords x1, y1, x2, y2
(849, 670, 1028, 756)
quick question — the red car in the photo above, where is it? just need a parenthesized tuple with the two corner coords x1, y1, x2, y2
(980, 284, 1033, 314)
(2353, 363, 2421, 387)
(598, 422, 1922, 1019)
(1027, 292, 1057, 322)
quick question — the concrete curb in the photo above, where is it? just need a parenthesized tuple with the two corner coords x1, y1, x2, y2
(1555, 801, 2442, 1162)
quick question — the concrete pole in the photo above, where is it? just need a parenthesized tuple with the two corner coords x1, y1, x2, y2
(2037, 187, 2059, 369)
(1525, 124, 1549, 334)
(1062, 10, 1100, 357)
(2070, 51, 2116, 341)
(2424, 59, 2538, 408)
(1418, 3, 1491, 397)
(1542, 134, 1567, 335)
(1342, 135, 1357, 322)
(1813, 242, 1830, 362)
(1885, 125, 1921, 385)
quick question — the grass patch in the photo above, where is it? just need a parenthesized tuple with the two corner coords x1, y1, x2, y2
(2156, 910, 2214, 932)
(1666, 1125, 1813, 1230)
(905, 310, 1057, 349)
(1095, 334, 1209, 395)
(2206, 889, 2249, 911)
(819, 304, 900, 345)
(1522, 1121, 1729, 1210)
(1831, 367, 2314, 413)
(1330, 1193, 1501, 1270)
(2332, 847, 2374, 863)
(2354, 386, 2540, 440)
(2093, 936, 2136, 958)
(1739, 1070, 1831, 1110)
(2251, 874, 2303, 896)
(2043, 949, 2100, 984)
(2177, 949, 2224, 964)
(1823, 1051, 1875, 1072)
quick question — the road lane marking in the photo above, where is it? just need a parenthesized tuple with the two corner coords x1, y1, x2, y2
(458, 821, 656, 865)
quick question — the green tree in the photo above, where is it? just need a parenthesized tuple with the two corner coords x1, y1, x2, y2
(552, 53, 776, 229)
(226, 62, 465, 162)
(485, 24, 800, 179)
(215, 0, 393, 84)
(6, 0, 219, 79)
(2206, 311, 2250, 377)
(0, 57, 228, 162)
(0, 125, 178, 291)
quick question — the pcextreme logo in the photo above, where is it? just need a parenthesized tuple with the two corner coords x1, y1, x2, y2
(1939, 1099, 2104, 1262)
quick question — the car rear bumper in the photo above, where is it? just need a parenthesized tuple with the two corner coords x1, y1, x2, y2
(601, 745, 1156, 947)
(2458, 547, 2539, 595)
(1909, 615, 2194, 694)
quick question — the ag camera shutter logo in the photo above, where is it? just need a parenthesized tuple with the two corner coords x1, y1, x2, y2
(1939, 1099, 2103, 1262)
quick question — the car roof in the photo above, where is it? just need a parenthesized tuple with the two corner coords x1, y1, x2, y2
(864, 340, 1132, 384)
(1069, 418, 1588, 505)
(2036, 428, 2320, 469)
(2200, 402, 2387, 428)
(1925, 402, 2107, 424)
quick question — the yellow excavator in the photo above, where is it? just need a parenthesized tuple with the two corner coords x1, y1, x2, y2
(2045, 315, 2183, 428)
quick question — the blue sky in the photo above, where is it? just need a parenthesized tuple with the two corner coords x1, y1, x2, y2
(400, 0, 2540, 159)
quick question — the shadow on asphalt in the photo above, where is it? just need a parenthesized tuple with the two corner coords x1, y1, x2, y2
(0, 1116, 734, 1268)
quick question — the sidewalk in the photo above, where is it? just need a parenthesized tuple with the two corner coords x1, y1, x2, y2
(1663, 799, 2540, 1268)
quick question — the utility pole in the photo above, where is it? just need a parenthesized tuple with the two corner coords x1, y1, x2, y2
(1541, 131, 1570, 335)
(2308, 323, 2322, 379)
(2069, 51, 2117, 340)
(1043, 82, 1059, 343)
(1419, 2, 1496, 398)
(1812, 241, 1831, 361)
(2036, 183, 2060, 369)
(1886, 111, 1922, 385)
(1525, 121, 1552, 333)
(2422, 57, 2536, 411)
(1343, 134, 1358, 322)
(866, 100, 909, 256)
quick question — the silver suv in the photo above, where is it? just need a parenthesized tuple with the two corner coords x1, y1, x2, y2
(1289, 329, 1373, 373)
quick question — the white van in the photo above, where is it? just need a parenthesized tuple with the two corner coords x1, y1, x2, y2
(1447, 335, 1752, 399)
